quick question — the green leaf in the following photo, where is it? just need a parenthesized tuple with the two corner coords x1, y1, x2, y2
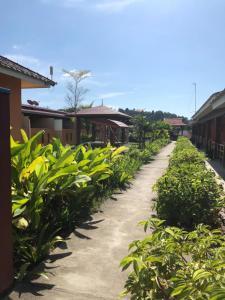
(20, 156, 45, 181)
(112, 146, 128, 158)
(20, 129, 29, 143)
(171, 285, 187, 297)
(192, 269, 212, 281)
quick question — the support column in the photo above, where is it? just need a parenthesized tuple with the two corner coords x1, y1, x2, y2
(121, 128, 125, 143)
(0, 88, 13, 294)
(92, 123, 96, 141)
(75, 117, 81, 145)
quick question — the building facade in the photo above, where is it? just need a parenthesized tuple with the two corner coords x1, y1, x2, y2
(0, 56, 56, 140)
(192, 89, 225, 164)
(22, 104, 75, 145)
(0, 55, 130, 146)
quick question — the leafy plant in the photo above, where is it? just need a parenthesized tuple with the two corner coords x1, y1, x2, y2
(11, 131, 126, 277)
(11, 130, 168, 279)
(121, 218, 225, 300)
(154, 137, 224, 229)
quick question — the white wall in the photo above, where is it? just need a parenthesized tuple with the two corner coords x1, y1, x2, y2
(54, 119, 63, 131)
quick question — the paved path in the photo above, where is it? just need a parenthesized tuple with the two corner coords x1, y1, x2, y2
(6, 142, 175, 300)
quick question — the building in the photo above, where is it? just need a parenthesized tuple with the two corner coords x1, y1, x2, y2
(192, 89, 225, 164)
(0, 55, 130, 146)
(164, 118, 186, 139)
(75, 105, 130, 146)
(22, 104, 75, 145)
(0, 55, 56, 140)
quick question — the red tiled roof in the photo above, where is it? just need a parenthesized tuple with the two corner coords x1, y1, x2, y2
(0, 55, 56, 86)
(164, 118, 185, 126)
(76, 106, 130, 118)
(21, 104, 131, 121)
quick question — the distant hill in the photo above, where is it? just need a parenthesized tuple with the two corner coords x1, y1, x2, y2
(119, 108, 189, 123)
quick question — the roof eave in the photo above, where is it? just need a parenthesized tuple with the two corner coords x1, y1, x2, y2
(76, 113, 130, 118)
(22, 109, 68, 119)
(0, 66, 56, 88)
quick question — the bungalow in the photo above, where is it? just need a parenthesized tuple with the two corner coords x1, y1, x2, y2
(20, 104, 130, 146)
(0, 55, 56, 140)
(22, 104, 75, 145)
(164, 118, 186, 139)
(0, 55, 130, 146)
(192, 89, 225, 165)
(75, 105, 130, 146)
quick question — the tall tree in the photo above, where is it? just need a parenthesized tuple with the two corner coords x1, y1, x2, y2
(63, 69, 91, 112)
(133, 115, 151, 149)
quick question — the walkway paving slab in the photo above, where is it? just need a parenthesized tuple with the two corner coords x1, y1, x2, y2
(5, 142, 175, 300)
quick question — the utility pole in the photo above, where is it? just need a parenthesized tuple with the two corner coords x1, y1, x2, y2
(193, 82, 197, 113)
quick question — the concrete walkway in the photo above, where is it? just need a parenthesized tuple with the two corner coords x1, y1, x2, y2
(6, 142, 175, 300)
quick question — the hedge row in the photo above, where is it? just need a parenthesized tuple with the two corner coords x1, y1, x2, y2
(121, 137, 225, 299)
(154, 137, 224, 229)
(120, 218, 225, 300)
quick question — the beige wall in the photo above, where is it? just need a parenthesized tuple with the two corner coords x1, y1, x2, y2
(0, 74, 22, 141)
(22, 116, 31, 138)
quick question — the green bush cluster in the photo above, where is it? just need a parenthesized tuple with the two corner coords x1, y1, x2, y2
(121, 137, 225, 299)
(111, 138, 169, 188)
(121, 218, 225, 300)
(128, 138, 169, 164)
(12, 130, 124, 278)
(11, 130, 168, 279)
(154, 137, 224, 229)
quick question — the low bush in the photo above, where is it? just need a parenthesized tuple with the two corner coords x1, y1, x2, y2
(154, 137, 224, 229)
(11, 131, 130, 278)
(11, 130, 168, 279)
(121, 137, 225, 299)
(121, 218, 225, 300)
(128, 137, 169, 164)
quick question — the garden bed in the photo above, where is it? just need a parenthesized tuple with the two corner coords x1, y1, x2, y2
(11, 129, 169, 281)
(121, 137, 225, 299)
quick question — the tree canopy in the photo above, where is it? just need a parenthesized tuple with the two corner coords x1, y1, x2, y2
(119, 108, 189, 123)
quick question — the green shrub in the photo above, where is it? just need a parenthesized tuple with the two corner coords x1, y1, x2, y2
(121, 218, 225, 300)
(169, 148, 205, 168)
(128, 138, 169, 164)
(11, 130, 168, 279)
(154, 137, 224, 229)
(154, 165, 223, 228)
(11, 131, 127, 278)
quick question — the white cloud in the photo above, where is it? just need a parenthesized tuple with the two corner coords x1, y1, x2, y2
(3, 53, 54, 79)
(41, 0, 85, 7)
(12, 44, 22, 50)
(96, 0, 141, 12)
(4, 54, 41, 68)
(99, 91, 127, 99)
(62, 69, 92, 79)
(41, 0, 143, 12)
(60, 70, 110, 87)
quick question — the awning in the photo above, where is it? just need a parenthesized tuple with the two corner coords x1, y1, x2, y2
(90, 118, 129, 128)
(107, 119, 129, 128)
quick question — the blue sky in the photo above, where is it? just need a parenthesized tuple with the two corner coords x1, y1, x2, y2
(1, 0, 225, 117)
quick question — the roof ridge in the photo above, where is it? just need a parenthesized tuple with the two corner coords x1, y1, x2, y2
(0, 55, 56, 86)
